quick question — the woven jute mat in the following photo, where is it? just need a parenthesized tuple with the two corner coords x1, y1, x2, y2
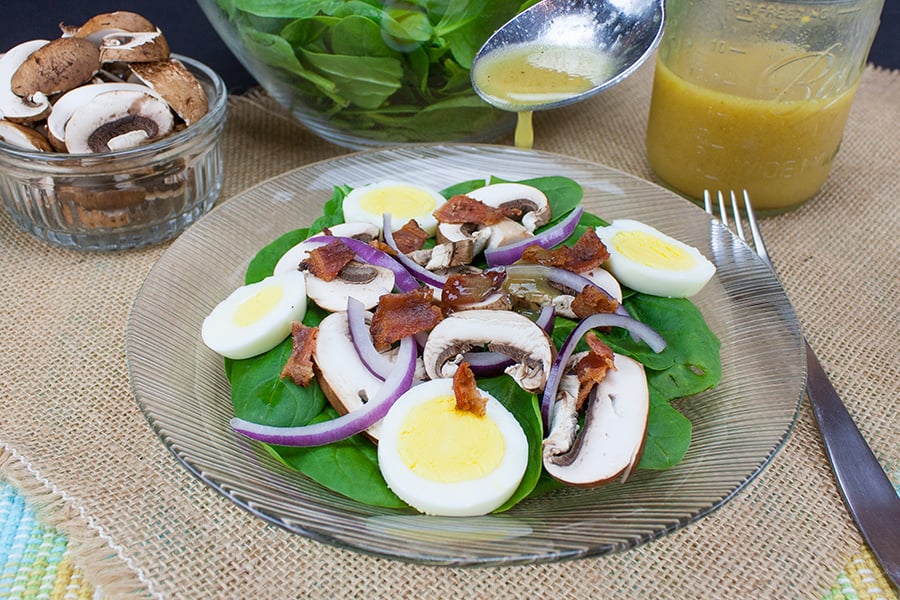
(0, 60, 897, 599)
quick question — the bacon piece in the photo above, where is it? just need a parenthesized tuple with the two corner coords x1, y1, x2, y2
(453, 361, 486, 417)
(369, 287, 442, 352)
(368, 239, 396, 256)
(520, 228, 609, 273)
(433, 194, 507, 225)
(571, 284, 619, 318)
(302, 239, 355, 282)
(280, 322, 319, 387)
(440, 269, 507, 314)
(575, 332, 616, 407)
(391, 219, 430, 254)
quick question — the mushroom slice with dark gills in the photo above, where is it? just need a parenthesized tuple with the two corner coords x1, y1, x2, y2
(467, 182, 551, 233)
(305, 262, 395, 312)
(63, 88, 174, 153)
(422, 309, 554, 393)
(542, 352, 649, 487)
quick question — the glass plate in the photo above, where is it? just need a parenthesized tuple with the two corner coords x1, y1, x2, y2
(126, 144, 806, 566)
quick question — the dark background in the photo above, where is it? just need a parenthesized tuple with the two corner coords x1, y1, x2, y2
(2, 0, 898, 93)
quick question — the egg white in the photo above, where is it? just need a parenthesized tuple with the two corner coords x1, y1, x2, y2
(342, 180, 446, 235)
(201, 270, 307, 360)
(595, 219, 716, 298)
(377, 378, 529, 517)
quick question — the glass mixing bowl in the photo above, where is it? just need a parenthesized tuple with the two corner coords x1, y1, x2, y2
(195, 0, 523, 149)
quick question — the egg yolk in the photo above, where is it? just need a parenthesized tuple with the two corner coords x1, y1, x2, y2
(398, 395, 505, 483)
(613, 230, 695, 271)
(360, 185, 438, 220)
(232, 285, 284, 327)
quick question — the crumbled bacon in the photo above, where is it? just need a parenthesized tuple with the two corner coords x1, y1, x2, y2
(432, 195, 507, 225)
(368, 239, 397, 256)
(519, 228, 609, 273)
(570, 284, 619, 318)
(369, 287, 442, 352)
(440, 269, 507, 314)
(452, 361, 486, 417)
(280, 322, 319, 387)
(302, 240, 355, 282)
(391, 219, 430, 254)
(575, 332, 616, 407)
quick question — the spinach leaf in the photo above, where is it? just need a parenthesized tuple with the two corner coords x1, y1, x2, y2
(637, 391, 692, 469)
(227, 337, 327, 427)
(272, 408, 407, 508)
(214, 0, 523, 143)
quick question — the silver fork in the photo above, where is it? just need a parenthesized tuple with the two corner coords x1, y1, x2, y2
(705, 190, 900, 591)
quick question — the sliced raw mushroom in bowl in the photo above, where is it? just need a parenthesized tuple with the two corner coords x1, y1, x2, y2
(0, 119, 52, 151)
(0, 40, 52, 123)
(10, 37, 100, 99)
(63, 88, 174, 153)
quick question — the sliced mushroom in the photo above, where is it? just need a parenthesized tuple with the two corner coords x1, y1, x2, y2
(435, 222, 492, 257)
(129, 59, 207, 124)
(467, 183, 551, 232)
(11, 37, 100, 98)
(323, 221, 380, 242)
(63, 88, 174, 153)
(100, 29, 171, 64)
(486, 218, 532, 249)
(407, 238, 476, 271)
(0, 40, 51, 123)
(542, 353, 649, 487)
(0, 119, 52, 151)
(422, 309, 554, 392)
(313, 311, 396, 441)
(46, 82, 166, 150)
(305, 262, 395, 312)
(68, 11, 158, 43)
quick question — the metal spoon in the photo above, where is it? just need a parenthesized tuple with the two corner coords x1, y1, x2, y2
(471, 0, 665, 112)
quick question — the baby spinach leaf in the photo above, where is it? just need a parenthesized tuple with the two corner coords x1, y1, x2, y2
(273, 408, 407, 508)
(227, 337, 327, 427)
(637, 391, 692, 469)
(245, 228, 310, 284)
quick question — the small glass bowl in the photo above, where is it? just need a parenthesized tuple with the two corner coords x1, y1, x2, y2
(0, 54, 227, 251)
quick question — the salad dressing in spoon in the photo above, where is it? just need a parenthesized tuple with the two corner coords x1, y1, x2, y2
(471, 0, 664, 149)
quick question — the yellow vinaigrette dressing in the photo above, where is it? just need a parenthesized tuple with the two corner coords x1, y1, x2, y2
(472, 44, 614, 149)
(646, 44, 859, 212)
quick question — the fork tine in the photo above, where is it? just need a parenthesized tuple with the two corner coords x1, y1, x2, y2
(740, 190, 772, 265)
(728, 191, 746, 242)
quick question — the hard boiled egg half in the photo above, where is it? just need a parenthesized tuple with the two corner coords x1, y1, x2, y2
(342, 180, 447, 235)
(377, 378, 529, 517)
(201, 270, 307, 360)
(595, 219, 716, 298)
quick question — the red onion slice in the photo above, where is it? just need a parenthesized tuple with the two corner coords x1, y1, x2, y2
(346, 296, 392, 381)
(381, 214, 448, 289)
(540, 313, 666, 428)
(231, 335, 416, 446)
(306, 234, 419, 292)
(484, 206, 584, 267)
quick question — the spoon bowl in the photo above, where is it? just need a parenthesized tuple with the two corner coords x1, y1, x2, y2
(471, 0, 665, 112)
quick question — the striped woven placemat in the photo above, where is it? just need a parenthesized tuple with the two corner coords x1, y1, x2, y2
(3, 473, 897, 599)
(1, 480, 94, 599)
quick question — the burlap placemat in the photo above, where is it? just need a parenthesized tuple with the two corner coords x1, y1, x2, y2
(0, 60, 897, 599)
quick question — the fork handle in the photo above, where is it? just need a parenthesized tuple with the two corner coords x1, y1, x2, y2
(806, 341, 900, 590)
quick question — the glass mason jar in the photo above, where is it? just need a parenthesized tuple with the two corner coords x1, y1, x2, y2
(645, 0, 884, 213)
